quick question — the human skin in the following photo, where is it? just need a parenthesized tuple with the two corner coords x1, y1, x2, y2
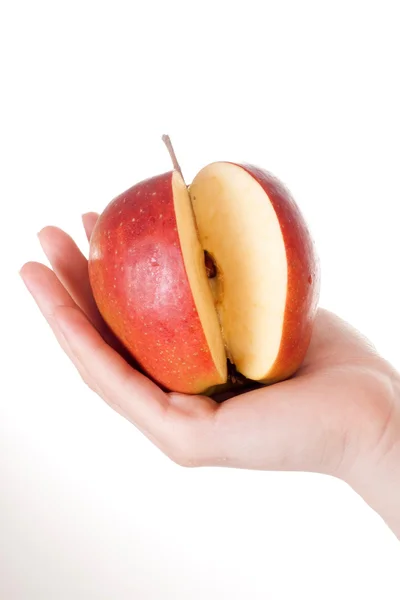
(20, 213, 400, 538)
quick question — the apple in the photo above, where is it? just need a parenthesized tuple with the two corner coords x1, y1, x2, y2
(88, 138, 320, 394)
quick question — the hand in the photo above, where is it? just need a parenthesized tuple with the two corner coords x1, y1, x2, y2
(20, 214, 400, 537)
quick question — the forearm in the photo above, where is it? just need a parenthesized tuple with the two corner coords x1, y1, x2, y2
(349, 457, 400, 538)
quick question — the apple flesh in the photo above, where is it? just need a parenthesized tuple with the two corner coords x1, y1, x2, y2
(89, 163, 320, 394)
(189, 162, 320, 383)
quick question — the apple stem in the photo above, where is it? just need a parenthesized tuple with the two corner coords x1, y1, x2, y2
(162, 134, 185, 182)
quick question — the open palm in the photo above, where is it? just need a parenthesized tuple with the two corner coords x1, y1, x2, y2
(20, 214, 396, 481)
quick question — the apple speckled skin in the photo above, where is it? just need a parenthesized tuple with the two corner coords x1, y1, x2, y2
(88, 172, 223, 394)
(241, 164, 320, 382)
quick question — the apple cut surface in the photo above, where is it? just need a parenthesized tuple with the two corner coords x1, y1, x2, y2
(89, 171, 227, 394)
(172, 172, 227, 384)
(189, 162, 320, 383)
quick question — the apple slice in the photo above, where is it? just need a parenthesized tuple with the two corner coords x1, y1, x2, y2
(89, 171, 227, 394)
(189, 162, 320, 383)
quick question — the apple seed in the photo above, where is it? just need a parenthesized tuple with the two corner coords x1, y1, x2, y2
(204, 250, 217, 278)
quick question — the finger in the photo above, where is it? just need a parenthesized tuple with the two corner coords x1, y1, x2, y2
(54, 305, 220, 465)
(21, 261, 218, 465)
(38, 225, 135, 360)
(20, 261, 83, 355)
(54, 304, 170, 425)
(38, 226, 105, 332)
(213, 373, 342, 474)
(82, 212, 99, 241)
(20, 261, 169, 425)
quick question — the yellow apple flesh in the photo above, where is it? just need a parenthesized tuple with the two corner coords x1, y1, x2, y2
(190, 162, 320, 383)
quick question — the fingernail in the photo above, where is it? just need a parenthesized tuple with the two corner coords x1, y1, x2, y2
(19, 264, 30, 283)
(37, 230, 46, 250)
(37, 227, 47, 240)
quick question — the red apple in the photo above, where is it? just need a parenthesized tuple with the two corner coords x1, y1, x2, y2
(89, 150, 320, 394)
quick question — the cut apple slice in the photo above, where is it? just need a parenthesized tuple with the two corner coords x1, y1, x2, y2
(189, 162, 319, 383)
(172, 171, 227, 383)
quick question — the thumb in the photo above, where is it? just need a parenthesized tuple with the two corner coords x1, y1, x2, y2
(212, 374, 346, 475)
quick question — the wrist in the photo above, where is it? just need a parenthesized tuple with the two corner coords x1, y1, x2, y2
(343, 371, 400, 537)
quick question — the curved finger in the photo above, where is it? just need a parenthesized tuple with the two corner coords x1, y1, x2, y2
(213, 373, 347, 475)
(54, 304, 220, 464)
(38, 226, 105, 332)
(20, 260, 87, 358)
(54, 304, 170, 425)
(21, 262, 168, 428)
(21, 261, 223, 467)
(82, 212, 99, 242)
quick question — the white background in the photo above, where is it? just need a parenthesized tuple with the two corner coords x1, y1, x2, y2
(1, 0, 400, 598)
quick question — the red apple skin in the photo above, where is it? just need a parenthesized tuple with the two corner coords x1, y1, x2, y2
(240, 164, 320, 382)
(88, 172, 224, 394)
